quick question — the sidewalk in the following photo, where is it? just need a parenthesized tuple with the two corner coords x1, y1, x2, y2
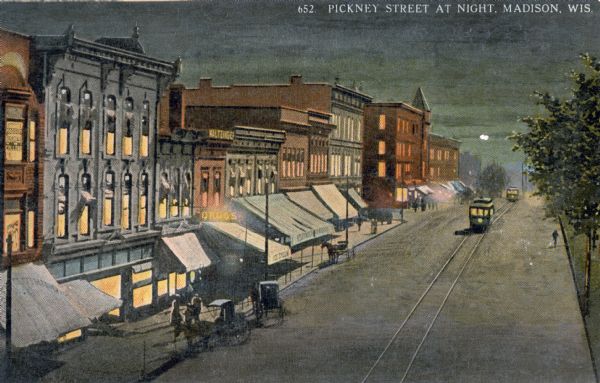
(37, 207, 444, 383)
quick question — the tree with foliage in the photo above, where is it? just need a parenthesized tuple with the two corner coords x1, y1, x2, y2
(511, 53, 600, 314)
(477, 162, 509, 198)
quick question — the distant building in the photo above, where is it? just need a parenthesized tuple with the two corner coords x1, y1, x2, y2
(0, 28, 44, 267)
(363, 88, 431, 207)
(459, 151, 481, 189)
(428, 133, 460, 182)
(31, 26, 179, 319)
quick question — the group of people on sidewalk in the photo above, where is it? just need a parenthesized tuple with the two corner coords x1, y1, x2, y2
(169, 295, 203, 340)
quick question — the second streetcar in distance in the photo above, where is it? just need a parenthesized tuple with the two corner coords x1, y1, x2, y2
(469, 198, 495, 232)
(506, 187, 520, 202)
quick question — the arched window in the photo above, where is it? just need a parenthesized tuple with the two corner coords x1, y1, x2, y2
(57, 87, 72, 156)
(139, 172, 148, 226)
(80, 91, 93, 155)
(57, 175, 68, 238)
(103, 170, 115, 226)
(79, 173, 92, 236)
(159, 173, 169, 219)
(183, 172, 191, 216)
(257, 167, 263, 194)
(140, 101, 149, 157)
(171, 169, 180, 217)
(121, 173, 132, 230)
(105, 96, 116, 155)
(122, 97, 133, 157)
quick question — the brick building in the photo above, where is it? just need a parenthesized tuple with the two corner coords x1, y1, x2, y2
(175, 75, 370, 192)
(0, 28, 44, 267)
(428, 133, 460, 182)
(363, 89, 431, 207)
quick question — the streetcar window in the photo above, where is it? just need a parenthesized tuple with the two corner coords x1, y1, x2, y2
(470, 208, 477, 216)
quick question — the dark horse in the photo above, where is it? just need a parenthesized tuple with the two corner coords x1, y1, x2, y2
(321, 242, 340, 264)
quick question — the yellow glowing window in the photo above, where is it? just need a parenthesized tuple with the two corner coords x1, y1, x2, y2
(4, 213, 21, 253)
(29, 121, 36, 162)
(139, 195, 147, 226)
(189, 271, 196, 282)
(103, 198, 113, 226)
(157, 279, 168, 296)
(79, 205, 89, 235)
(133, 284, 153, 308)
(27, 211, 35, 248)
(170, 199, 179, 217)
(92, 275, 121, 316)
(378, 140, 386, 155)
(122, 135, 133, 156)
(159, 197, 167, 219)
(106, 132, 115, 155)
(378, 161, 386, 177)
(176, 273, 187, 290)
(470, 208, 477, 216)
(80, 128, 91, 155)
(57, 329, 82, 343)
(6, 120, 24, 161)
(132, 270, 152, 284)
(140, 135, 148, 157)
(182, 199, 190, 217)
(378, 114, 386, 130)
(121, 193, 130, 230)
(57, 212, 66, 238)
(58, 125, 68, 156)
(168, 272, 176, 295)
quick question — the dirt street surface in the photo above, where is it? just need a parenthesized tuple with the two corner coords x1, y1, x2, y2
(157, 199, 595, 383)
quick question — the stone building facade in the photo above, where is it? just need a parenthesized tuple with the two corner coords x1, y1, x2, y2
(0, 28, 44, 267)
(428, 133, 460, 182)
(31, 26, 178, 319)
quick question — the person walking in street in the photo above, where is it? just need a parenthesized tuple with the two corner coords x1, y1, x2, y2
(190, 295, 202, 324)
(552, 229, 559, 248)
(169, 299, 183, 341)
(356, 216, 363, 232)
(421, 197, 426, 212)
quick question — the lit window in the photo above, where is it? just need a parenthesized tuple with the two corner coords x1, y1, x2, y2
(378, 140, 386, 155)
(5, 118, 24, 161)
(140, 115, 149, 157)
(27, 210, 35, 248)
(139, 173, 148, 226)
(28, 120, 36, 161)
(159, 173, 169, 219)
(122, 120, 133, 156)
(103, 171, 115, 226)
(170, 170, 180, 217)
(80, 120, 92, 155)
(378, 114, 386, 130)
(121, 173, 132, 230)
(105, 96, 116, 155)
(201, 171, 209, 208)
(214, 171, 221, 205)
(4, 210, 21, 254)
(57, 175, 68, 238)
(79, 174, 92, 235)
(378, 161, 386, 177)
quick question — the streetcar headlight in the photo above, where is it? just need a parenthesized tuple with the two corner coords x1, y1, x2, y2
(477, 218, 483, 223)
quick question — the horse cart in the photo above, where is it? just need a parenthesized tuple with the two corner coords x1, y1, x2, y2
(254, 281, 285, 326)
(181, 299, 250, 351)
(321, 240, 348, 264)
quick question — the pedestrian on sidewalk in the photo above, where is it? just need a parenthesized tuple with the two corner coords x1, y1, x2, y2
(356, 216, 363, 232)
(552, 229, 559, 248)
(169, 299, 183, 341)
(420, 198, 426, 212)
(189, 294, 202, 324)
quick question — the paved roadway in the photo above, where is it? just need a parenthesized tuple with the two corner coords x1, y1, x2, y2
(157, 198, 595, 382)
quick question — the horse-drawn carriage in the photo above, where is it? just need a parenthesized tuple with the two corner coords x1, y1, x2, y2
(254, 281, 285, 326)
(179, 299, 251, 350)
(321, 240, 348, 264)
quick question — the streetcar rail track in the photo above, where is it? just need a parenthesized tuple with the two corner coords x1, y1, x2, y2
(361, 201, 515, 383)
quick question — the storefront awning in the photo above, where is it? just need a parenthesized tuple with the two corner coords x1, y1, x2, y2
(232, 194, 334, 247)
(205, 222, 291, 265)
(347, 188, 368, 209)
(312, 184, 358, 219)
(162, 233, 212, 271)
(60, 279, 122, 320)
(0, 263, 91, 348)
(286, 190, 334, 221)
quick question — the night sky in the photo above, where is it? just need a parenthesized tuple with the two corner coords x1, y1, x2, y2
(1, 0, 599, 168)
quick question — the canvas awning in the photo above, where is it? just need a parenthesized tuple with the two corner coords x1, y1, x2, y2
(232, 194, 334, 247)
(0, 263, 91, 348)
(60, 279, 122, 320)
(162, 233, 212, 271)
(286, 190, 334, 221)
(347, 188, 368, 209)
(312, 184, 358, 219)
(205, 222, 291, 265)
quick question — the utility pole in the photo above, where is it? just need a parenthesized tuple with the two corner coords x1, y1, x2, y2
(5, 234, 13, 380)
(345, 173, 349, 244)
(264, 174, 270, 280)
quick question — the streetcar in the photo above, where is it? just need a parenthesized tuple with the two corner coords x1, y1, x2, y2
(469, 198, 495, 232)
(506, 187, 519, 202)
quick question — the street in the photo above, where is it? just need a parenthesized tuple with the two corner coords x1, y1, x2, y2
(156, 198, 594, 383)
